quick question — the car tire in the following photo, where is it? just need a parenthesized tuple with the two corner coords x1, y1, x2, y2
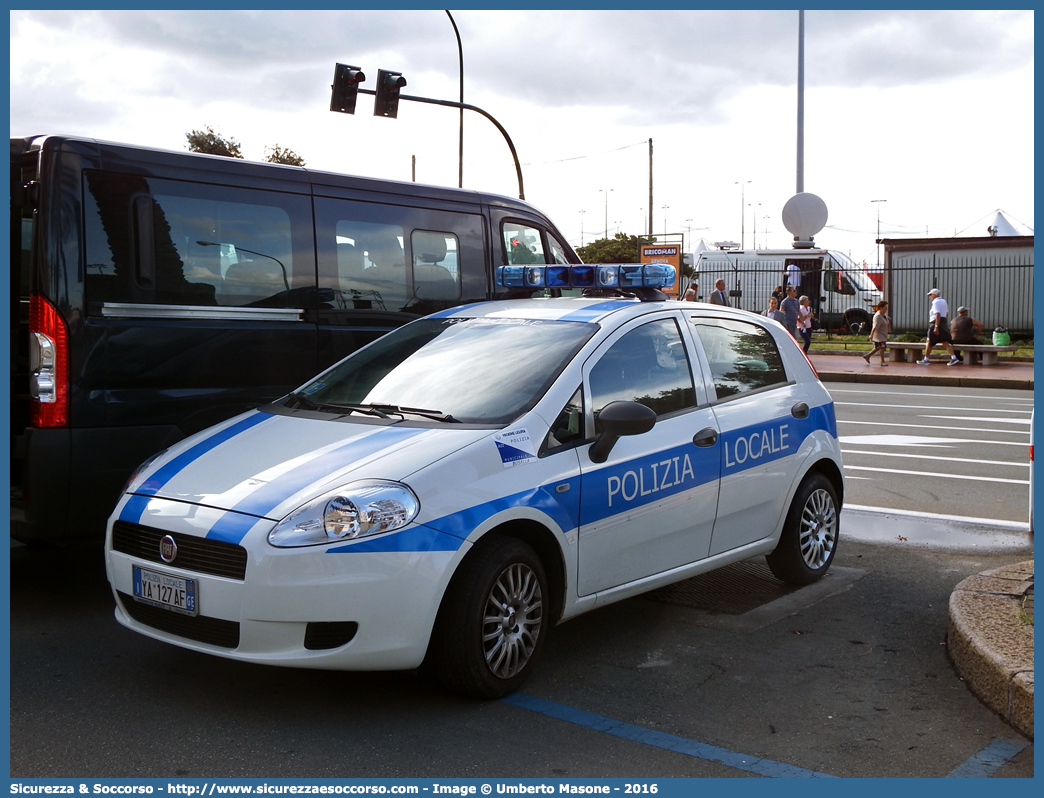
(766, 472, 839, 585)
(431, 536, 548, 699)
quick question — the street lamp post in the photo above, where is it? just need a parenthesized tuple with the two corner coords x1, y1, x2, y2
(445, 11, 464, 189)
(600, 188, 614, 239)
(735, 180, 751, 248)
(662, 205, 669, 236)
(579, 209, 586, 247)
(871, 199, 887, 270)
(750, 202, 761, 249)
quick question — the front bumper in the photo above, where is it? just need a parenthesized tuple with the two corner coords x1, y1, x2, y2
(105, 497, 465, 670)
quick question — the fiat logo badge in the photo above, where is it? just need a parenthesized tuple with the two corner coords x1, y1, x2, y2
(159, 535, 178, 563)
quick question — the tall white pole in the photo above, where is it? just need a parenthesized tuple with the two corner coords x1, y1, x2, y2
(797, 10, 805, 194)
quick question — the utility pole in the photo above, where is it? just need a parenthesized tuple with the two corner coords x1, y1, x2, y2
(871, 199, 886, 269)
(735, 180, 751, 249)
(648, 139, 654, 239)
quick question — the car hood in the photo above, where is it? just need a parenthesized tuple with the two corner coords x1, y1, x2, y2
(130, 410, 493, 520)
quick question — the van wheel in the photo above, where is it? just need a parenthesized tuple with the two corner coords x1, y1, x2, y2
(766, 473, 838, 585)
(846, 311, 870, 336)
(431, 536, 547, 699)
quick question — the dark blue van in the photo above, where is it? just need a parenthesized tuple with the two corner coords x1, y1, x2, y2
(10, 135, 579, 544)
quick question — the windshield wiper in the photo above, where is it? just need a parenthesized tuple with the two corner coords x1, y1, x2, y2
(367, 404, 462, 423)
(287, 393, 391, 418)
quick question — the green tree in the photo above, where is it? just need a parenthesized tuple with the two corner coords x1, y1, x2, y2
(264, 144, 306, 167)
(577, 233, 653, 264)
(185, 126, 243, 158)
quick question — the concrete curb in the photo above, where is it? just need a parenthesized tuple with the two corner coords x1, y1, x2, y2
(947, 561, 1035, 740)
(817, 371, 1034, 391)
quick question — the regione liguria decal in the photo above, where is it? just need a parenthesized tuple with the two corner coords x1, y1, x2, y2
(494, 427, 537, 468)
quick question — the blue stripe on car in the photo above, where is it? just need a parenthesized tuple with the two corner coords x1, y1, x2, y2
(326, 407, 837, 553)
(327, 523, 465, 554)
(205, 426, 429, 544)
(119, 412, 269, 524)
(556, 301, 630, 323)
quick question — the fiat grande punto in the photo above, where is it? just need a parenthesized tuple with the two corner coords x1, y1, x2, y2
(105, 264, 844, 698)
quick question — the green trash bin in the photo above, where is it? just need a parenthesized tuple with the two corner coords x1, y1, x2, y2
(992, 327, 1010, 346)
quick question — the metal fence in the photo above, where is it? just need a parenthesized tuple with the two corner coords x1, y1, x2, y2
(884, 247, 1034, 335)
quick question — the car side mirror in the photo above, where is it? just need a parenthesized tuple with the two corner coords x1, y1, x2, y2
(589, 401, 656, 463)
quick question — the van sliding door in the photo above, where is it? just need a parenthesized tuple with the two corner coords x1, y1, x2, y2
(82, 171, 318, 435)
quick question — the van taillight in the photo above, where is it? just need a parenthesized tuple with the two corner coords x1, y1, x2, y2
(29, 293, 69, 427)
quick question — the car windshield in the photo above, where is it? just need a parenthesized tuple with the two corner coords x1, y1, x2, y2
(296, 317, 596, 424)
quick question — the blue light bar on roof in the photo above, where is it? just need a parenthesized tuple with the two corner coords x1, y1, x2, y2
(496, 264, 676, 290)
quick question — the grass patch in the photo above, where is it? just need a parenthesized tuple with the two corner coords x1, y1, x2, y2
(810, 332, 1033, 358)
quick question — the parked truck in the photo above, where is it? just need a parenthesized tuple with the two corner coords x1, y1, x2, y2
(691, 247, 882, 332)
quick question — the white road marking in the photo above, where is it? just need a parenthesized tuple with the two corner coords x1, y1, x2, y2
(843, 465, 1029, 485)
(918, 415, 1032, 425)
(834, 401, 1032, 415)
(844, 503, 1031, 531)
(826, 387, 1034, 403)
(839, 434, 968, 446)
(841, 449, 1029, 468)
(837, 419, 1029, 436)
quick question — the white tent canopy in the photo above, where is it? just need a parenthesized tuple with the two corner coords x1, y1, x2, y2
(963, 209, 1033, 237)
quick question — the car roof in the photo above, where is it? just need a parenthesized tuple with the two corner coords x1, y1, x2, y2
(432, 297, 756, 326)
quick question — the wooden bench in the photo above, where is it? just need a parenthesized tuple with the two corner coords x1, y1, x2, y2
(885, 342, 1019, 365)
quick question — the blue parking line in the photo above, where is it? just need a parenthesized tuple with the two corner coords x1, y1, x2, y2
(502, 693, 836, 778)
(945, 738, 1030, 777)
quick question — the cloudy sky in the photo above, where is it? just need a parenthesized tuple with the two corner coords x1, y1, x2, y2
(10, 9, 1034, 265)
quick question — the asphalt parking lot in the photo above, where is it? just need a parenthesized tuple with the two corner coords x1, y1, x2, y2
(9, 532, 1033, 779)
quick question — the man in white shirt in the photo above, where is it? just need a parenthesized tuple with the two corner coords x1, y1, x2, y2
(917, 288, 959, 366)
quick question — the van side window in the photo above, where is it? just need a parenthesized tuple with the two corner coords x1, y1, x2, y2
(83, 171, 312, 309)
(548, 235, 570, 265)
(691, 319, 787, 400)
(503, 223, 545, 264)
(334, 220, 407, 312)
(825, 268, 856, 296)
(411, 230, 461, 301)
(316, 198, 482, 316)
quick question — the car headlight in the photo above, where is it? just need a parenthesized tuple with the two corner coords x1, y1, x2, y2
(268, 479, 420, 548)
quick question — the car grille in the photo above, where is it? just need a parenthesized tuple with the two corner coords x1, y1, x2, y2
(112, 521, 248, 580)
(118, 591, 240, 649)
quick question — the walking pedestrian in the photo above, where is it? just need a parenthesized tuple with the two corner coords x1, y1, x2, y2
(862, 300, 891, 366)
(780, 285, 800, 338)
(797, 295, 814, 354)
(917, 288, 959, 366)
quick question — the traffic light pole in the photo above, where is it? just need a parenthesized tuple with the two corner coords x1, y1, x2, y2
(355, 88, 525, 200)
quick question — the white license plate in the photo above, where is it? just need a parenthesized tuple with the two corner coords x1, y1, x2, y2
(132, 565, 198, 616)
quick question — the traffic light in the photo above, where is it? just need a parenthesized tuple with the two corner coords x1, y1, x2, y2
(374, 69, 407, 119)
(330, 63, 366, 115)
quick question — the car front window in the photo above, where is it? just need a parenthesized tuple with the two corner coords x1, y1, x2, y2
(298, 317, 596, 424)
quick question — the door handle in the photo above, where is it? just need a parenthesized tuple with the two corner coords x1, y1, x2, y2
(791, 402, 809, 419)
(692, 427, 718, 447)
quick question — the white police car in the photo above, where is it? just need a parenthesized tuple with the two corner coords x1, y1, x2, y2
(104, 264, 843, 699)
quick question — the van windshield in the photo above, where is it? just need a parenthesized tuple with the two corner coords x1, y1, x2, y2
(294, 317, 596, 425)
